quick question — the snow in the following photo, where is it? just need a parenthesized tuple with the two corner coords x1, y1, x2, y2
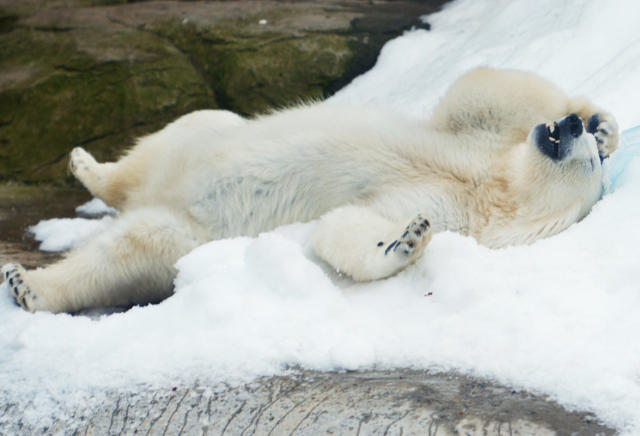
(29, 216, 113, 252)
(74, 197, 117, 216)
(3, 0, 640, 433)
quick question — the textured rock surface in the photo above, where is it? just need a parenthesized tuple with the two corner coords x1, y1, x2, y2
(0, 370, 615, 435)
(0, 0, 441, 183)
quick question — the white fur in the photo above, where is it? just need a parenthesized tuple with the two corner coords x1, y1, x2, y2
(3, 68, 619, 312)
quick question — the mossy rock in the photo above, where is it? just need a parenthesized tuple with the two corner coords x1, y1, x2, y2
(0, 0, 443, 184)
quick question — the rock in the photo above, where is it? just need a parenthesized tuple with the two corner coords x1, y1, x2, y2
(0, 370, 615, 435)
(0, 0, 445, 184)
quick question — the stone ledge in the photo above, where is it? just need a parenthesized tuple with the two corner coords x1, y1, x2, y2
(0, 370, 615, 435)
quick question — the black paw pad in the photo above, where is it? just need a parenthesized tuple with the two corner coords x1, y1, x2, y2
(586, 114, 600, 135)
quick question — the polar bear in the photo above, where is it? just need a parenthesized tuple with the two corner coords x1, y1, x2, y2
(3, 67, 619, 313)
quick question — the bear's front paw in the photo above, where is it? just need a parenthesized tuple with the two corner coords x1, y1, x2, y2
(586, 113, 619, 161)
(384, 215, 432, 261)
(2, 263, 38, 312)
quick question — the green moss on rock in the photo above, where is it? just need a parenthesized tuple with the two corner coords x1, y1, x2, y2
(0, 24, 213, 182)
(159, 18, 357, 114)
(0, 0, 444, 184)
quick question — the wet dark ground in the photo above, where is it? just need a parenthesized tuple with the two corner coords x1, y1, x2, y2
(0, 183, 90, 268)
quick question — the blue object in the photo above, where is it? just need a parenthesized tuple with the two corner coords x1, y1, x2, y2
(608, 125, 640, 190)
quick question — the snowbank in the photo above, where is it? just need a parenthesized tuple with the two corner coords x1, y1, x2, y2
(331, 0, 640, 130)
(3, 0, 640, 433)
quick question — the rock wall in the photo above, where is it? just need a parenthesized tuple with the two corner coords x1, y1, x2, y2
(0, 0, 441, 183)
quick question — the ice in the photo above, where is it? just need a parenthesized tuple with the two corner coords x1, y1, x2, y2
(3, 0, 640, 433)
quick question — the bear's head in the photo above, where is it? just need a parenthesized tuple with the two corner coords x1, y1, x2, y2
(527, 113, 603, 201)
(479, 113, 604, 247)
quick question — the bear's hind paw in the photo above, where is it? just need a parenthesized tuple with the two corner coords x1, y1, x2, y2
(2, 263, 37, 312)
(69, 147, 104, 187)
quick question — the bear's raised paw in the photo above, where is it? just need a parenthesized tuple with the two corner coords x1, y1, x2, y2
(586, 113, 619, 161)
(384, 215, 432, 261)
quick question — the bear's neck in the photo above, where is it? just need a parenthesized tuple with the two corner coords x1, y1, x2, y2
(369, 184, 473, 237)
(423, 188, 472, 236)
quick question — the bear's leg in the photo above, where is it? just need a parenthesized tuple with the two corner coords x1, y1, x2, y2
(69, 147, 121, 205)
(312, 205, 432, 281)
(2, 207, 203, 313)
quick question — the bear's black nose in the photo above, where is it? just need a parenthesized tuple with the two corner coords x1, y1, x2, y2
(561, 113, 583, 138)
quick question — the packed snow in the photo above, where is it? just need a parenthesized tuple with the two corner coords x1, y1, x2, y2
(29, 216, 113, 252)
(3, 0, 640, 433)
(27, 197, 116, 252)
(74, 197, 117, 216)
